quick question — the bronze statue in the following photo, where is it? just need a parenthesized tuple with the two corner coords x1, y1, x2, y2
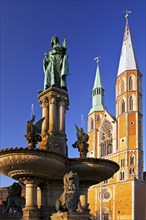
(43, 36, 69, 91)
(56, 171, 80, 213)
(25, 115, 45, 149)
(4, 182, 25, 214)
(72, 124, 89, 158)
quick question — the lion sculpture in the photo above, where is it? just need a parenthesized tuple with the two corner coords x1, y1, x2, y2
(56, 171, 80, 213)
(4, 182, 25, 214)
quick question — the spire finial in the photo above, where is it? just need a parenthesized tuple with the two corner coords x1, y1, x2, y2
(94, 56, 101, 64)
(125, 10, 132, 23)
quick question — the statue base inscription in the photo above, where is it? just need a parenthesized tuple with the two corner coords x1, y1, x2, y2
(50, 212, 90, 220)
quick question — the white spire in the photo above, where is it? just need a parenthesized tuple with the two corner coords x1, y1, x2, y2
(117, 12, 139, 76)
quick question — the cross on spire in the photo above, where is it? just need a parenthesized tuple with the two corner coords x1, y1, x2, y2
(125, 10, 132, 23)
(94, 56, 101, 64)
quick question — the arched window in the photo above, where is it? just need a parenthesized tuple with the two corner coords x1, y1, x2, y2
(121, 99, 125, 113)
(96, 115, 100, 122)
(121, 159, 125, 167)
(129, 76, 133, 90)
(120, 170, 125, 180)
(130, 155, 135, 165)
(121, 79, 125, 94)
(129, 96, 133, 111)
(91, 118, 94, 130)
(107, 144, 113, 154)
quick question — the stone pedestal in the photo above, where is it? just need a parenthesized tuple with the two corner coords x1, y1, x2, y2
(20, 178, 41, 220)
(38, 87, 69, 156)
(50, 212, 90, 220)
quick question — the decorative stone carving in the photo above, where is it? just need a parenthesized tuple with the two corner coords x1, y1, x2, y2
(4, 182, 25, 214)
(72, 125, 89, 158)
(56, 171, 80, 213)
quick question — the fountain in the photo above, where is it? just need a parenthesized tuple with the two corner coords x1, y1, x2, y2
(0, 36, 119, 220)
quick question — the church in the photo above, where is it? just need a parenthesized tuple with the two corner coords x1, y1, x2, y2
(87, 14, 146, 220)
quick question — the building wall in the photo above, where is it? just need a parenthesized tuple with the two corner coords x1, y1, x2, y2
(87, 66, 146, 220)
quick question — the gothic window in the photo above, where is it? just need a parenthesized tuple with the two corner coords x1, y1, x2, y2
(121, 99, 125, 113)
(91, 118, 94, 130)
(121, 159, 125, 167)
(129, 168, 135, 174)
(130, 155, 135, 165)
(96, 115, 100, 122)
(120, 170, 125, 180)
(107, 144, 113, 154)
(99, 120, 113, 157)
(129, 96, 133, 111)
(121, 79, 125, 94)
(128, 76, 133, 91)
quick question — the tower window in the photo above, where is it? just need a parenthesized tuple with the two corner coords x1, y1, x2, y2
(121, 159, 125, 167)
(121, 99, 125, 113)
(96, 115, 100, 122)
(91, 118, 94, 130)
(120, 170, 125, 180)
(130, 155, 135, 165)
(129, 96, 133, 111)
(128, 76, 133, 90)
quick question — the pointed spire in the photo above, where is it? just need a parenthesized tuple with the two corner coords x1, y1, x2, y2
(89, 58, 105, 114)
(117, 11, 139, 76)
(93, 57, 103, 89)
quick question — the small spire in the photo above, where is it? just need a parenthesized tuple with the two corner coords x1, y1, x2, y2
(93, 56, 102, 88)
(125, 10, 132, 24)
(89, 56, 104, 114)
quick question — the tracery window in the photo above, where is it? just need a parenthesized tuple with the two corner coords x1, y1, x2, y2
(99, 120, 113, 157)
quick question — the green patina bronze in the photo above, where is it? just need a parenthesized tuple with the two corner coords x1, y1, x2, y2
(43, 36, 69, 91)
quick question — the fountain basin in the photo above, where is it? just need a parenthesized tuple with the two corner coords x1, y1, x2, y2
(0, 148, 68, 181)
(0, 148, 119, 186)
(69, 158, 119, 187)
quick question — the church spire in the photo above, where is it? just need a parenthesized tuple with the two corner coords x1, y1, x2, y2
(89, 57, 105, 114)
(117, 11, 139, 76)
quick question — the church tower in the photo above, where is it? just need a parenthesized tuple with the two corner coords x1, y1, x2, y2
(88, 13, 146, 220)
(116, 14, 143, 180)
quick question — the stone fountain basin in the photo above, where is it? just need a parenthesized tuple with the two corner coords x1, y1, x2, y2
(69, 158, 119, 187)
(0, 148, 119, 187)
(0, 148, 68, 180)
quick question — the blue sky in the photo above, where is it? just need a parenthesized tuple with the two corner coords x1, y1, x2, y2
(0, 0, 145, 187)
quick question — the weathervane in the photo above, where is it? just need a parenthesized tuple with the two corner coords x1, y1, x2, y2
(125, 10, 132, 23)
(94, 56, 101, 63)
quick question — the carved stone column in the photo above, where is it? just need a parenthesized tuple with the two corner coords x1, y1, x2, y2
(59, 99, 66, 133)
(41, 97, 49, 133)
(49, 97, 57, 133)
(20, 177, 41, 220)
(80, 187, 89, 213)
(39, 182, 50, 220)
